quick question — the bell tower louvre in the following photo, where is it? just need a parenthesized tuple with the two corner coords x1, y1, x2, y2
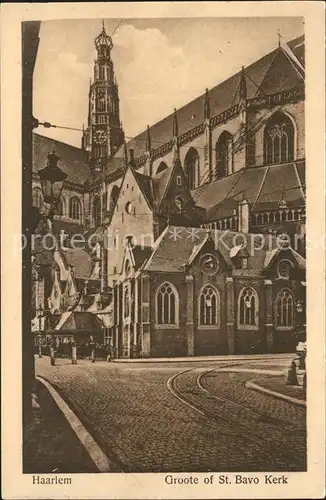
(82, 21, 125, 163)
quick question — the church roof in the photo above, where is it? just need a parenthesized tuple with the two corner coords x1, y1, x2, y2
(143, 226, 281, 274)
(33, 133, 91, 185)
(131, 245, 153, 269)
(59, 248, 94, 278)
(193, 161, 305, 221)
(114, 36, 304, 160)
(54, 311, 103, 332)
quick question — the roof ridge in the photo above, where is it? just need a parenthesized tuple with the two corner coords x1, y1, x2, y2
(33, 132, 86, 153)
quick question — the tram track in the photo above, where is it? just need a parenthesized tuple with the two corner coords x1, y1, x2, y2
(197, 368, 306, 433)
(166, 362, 306, 469)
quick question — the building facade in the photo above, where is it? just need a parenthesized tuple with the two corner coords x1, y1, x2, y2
(31, 25, 306, 356)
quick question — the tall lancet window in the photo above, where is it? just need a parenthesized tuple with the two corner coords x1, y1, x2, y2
(264, 112, 295, 165)
(215, 131, 233, 179)
(184, 147, 200, 190)
(199, 285, 220, 326)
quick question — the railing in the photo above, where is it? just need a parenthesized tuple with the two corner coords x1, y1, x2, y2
(247, 86, 304, 109)
(201, 216, 238, 231)
(251, 207, 305, 226)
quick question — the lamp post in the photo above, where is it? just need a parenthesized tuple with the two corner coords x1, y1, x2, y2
(37, 306, 43, 358)
(37, 149, 67, 367)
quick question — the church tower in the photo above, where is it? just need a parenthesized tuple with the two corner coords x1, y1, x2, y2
(82, 22, 125, 162)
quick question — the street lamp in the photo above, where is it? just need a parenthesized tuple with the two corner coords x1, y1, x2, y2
(34, 148, 68, 367)
(38, 147, 67, 215)
(37, 307, 43, 358)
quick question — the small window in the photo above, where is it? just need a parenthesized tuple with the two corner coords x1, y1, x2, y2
(176, 176, 182, 186)
(125, 201, 133, 214)
(175, 196, 184, 212)
(278, 260, 292, 279)
(241, 258, 248, 270)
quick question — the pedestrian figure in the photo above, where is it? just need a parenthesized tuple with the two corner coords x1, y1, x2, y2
(286, 359, 298, 385)
(71, 340, 77, 365)
(49, 338, 56, 366)
(89, 336, 96, 363)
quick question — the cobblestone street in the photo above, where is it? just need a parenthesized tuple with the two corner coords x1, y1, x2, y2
(35, 356, 306, 473)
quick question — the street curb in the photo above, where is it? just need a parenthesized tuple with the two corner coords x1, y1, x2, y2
(36, 376, 114, 472)
(216, 368, 284, 375)
(112, 354, 293, 364)
(245, 380, 306, 407)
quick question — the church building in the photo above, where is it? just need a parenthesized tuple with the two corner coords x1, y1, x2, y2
(31, 24, 306, 356)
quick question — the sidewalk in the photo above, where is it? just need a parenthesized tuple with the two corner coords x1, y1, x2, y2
(23, 380, 97, 473)
(112, 353, 294, 363)
(246, 374, 306, 407)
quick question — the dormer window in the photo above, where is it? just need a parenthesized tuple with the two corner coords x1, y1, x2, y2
(175, 196, 184, 212)
(278, 259, 292, 279)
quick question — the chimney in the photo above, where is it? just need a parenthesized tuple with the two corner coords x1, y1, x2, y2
(129, 148, 135, 168)
(238, 198, 249, 233)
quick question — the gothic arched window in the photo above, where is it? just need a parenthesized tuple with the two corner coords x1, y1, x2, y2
(156, 282, 179, 325)
(69, 196, 81, 221)
(215, 131, 233, 179)
(156, 161, 168, 175)
(93, 196, 101, 227)
(32, 187, 43, 209)
(276, 289, 294, 329)
(238, 287, 259, 327)
(264, 112, 295, 165)
(184, 147, 200, 190)
(199, 285, 220, 326)
(57, 197, 65, 217)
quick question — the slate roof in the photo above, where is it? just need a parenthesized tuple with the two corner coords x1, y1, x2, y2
(114, 37, 304, 160)
(193, 161, 305, 221)
(54, 311, 103, 331)
(131, 245, 153, 269)
(60, 248, 94, 278)
(33, 133, 91, 185)
(152, 165, 176, 208)
(144, 226, 281, 274)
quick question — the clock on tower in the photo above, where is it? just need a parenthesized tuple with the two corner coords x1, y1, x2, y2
(94, 129, 107, 145)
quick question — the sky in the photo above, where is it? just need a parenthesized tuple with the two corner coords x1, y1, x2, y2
(33, 17, 304, 148)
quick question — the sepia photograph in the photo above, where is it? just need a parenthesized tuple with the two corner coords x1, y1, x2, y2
(22, 14, 308, 474)
(1, 2, 325, 499)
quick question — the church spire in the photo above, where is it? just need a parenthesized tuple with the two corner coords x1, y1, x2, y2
(146, 125, 151, 152)
(82, 21, 125, 163)
(204, 88, 210, 120)
(172, 108, 179, 138)
(239, 66, 247, 101)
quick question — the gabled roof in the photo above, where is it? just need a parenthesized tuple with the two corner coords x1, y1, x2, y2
(33, 133, 91, 186)
(152, 165, 175, 208)
(54, 311, 103, 331)
(133, 170, 154, 207)
(114, 36, 304, 161)
(132, 245, 153, 269)
(194, 161, 305, 221)
(144, 226, 279, 273)
(264, 247, 306, 270)
(59, 248, 94, 278)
